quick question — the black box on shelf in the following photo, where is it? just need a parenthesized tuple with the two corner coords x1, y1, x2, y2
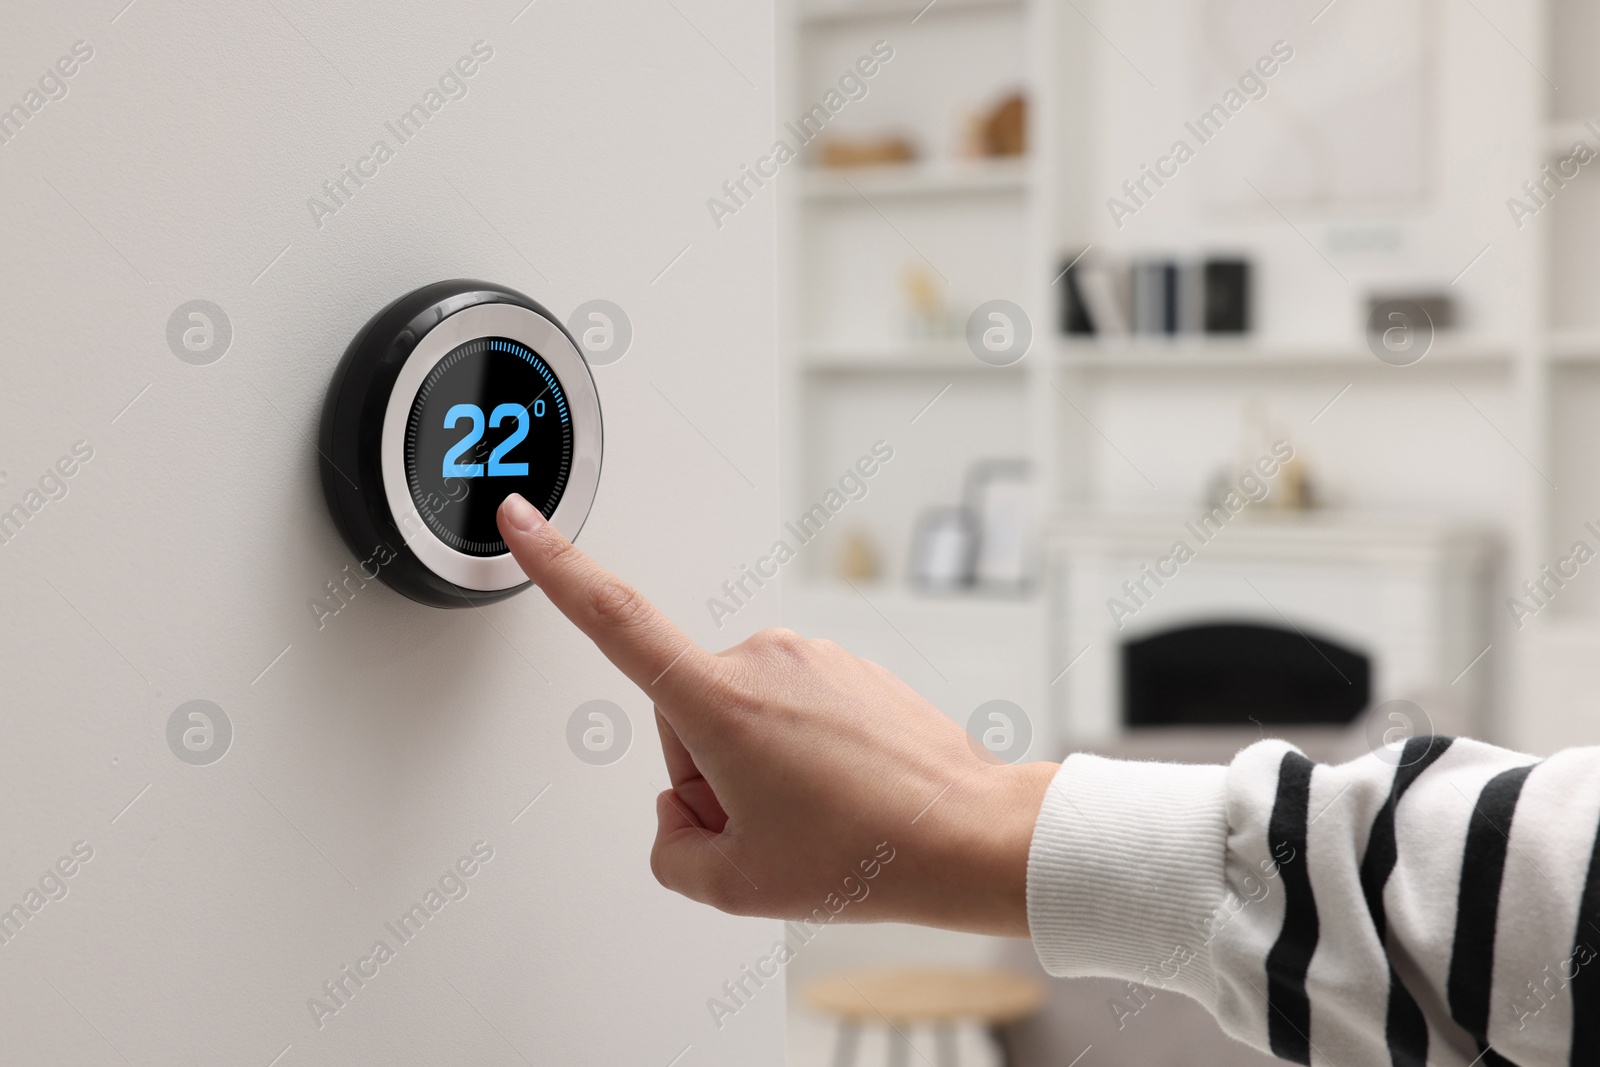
(1203, 259, 1250, 333)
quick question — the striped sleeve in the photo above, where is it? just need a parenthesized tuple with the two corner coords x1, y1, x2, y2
(1026, 738, 1600, 1067)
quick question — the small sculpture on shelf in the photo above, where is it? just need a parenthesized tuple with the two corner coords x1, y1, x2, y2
(1208, 400, 1316, 512)
(818, 135, 917, 168)
(981, 91, 1026, 156)
(960, 90, 1028, 159)
(836, 527, 882, 583)
(902, 263, 957, 341)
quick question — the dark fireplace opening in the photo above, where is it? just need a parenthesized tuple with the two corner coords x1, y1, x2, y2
(1122, 621, 1372, 728)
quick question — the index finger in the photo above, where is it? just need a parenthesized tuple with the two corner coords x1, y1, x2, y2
(496, 493, 719, 702)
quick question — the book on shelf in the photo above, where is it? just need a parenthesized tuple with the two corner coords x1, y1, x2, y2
(1060, 253, 1251, 340)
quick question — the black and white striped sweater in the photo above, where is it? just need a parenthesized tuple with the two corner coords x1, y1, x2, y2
(1026, 738, 1600, 1066)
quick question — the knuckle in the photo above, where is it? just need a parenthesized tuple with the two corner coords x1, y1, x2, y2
(752, 627, 808, 657)
(532, 529, 572, 565)
(587, 579, 649, 629)
(695, 658, 746, 708)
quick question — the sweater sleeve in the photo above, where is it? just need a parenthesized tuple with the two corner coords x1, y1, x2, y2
(1026, 738, 1600, 1066)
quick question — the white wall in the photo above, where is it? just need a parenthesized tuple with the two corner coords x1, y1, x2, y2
(0, 2, 780, 1062)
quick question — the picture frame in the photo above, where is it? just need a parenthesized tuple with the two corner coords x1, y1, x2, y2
(965, 459, 1033, 591)
(908, 507, 978, 591)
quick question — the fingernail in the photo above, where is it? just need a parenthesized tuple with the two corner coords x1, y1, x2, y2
(501, 493, 544, 532)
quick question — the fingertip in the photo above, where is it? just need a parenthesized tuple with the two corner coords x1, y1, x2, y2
(499, 492, 545, 534)
(498, 492, 567, 587)
(494, 503, 711, 702)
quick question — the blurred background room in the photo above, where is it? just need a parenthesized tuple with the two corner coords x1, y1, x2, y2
(770, 0, 1595, 1062)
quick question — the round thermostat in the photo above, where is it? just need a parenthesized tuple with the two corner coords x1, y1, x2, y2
(319, 280, 603, 608)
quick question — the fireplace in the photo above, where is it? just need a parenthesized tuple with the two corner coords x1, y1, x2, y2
(1122, 621, 1372, 728)
(1048, 512, 1498, 744)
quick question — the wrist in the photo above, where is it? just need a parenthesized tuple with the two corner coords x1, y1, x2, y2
(911, 758, 1058, 937)
(993, 760, 1060, 936)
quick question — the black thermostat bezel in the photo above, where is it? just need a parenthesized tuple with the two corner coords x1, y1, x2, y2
(318, 279, 603, 609)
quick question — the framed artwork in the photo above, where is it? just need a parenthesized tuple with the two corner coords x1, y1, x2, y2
(1195, 0, 1433, 208)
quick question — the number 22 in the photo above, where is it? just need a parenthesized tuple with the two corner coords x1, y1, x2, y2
(441, 402, 534, 478)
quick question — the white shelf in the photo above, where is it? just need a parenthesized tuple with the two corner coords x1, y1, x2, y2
(799, 159, 1032, 201)
(799, 0, 1023, 26)
(799, 341, 1029, 374)
(1044, 331, 1600, 367)
(1056, 337, 1514, 372)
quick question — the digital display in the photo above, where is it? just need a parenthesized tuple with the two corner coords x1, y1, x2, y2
(404, 337, 573, 556)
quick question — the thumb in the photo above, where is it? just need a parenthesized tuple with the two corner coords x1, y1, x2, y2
(649, 789, 748, 911)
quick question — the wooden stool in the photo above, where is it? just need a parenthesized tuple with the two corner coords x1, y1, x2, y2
(804, 968, 1045, 1067)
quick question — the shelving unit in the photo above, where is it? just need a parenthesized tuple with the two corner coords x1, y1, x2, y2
(798, 158, 1033, 200)
(1496, 1, 1600, 752)
(778, 0, 1058, 742)
(1532, 0, 1600, 725)
(777, 0, 1600, 754)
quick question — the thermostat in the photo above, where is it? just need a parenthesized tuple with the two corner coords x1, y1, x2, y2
(319, 280, 602, 608)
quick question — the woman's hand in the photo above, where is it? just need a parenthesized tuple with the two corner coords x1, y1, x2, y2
(498, 493, 1056, 937)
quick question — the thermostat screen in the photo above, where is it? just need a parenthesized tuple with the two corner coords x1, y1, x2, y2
(404, 337, 574, 556)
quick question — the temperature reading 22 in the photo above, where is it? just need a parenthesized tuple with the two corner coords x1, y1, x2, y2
(441, 400, 545, 477)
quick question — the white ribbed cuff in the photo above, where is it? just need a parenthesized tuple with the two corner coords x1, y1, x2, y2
(1027, 754, 1230, 1004)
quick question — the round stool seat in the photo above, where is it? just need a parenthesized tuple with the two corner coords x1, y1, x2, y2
(805, 967, 1045, 1025)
